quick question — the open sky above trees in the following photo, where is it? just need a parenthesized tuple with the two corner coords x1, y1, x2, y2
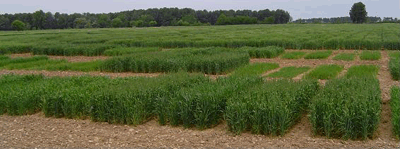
(0, 0, 399, 20)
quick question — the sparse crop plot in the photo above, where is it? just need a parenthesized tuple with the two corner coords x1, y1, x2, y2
(345, 65, 379, 78)
(332, 53, 355, 61)
(267, 66, 310, 78)
(360, 51, 381, 60)
(305, 64, 344, 80)
(231, 63, 279, 77)
(281, 51, 306, 59)
(304, 51, 332, 59)
(310, 78, 381, 140)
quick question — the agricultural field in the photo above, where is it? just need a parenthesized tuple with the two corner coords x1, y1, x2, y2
(1, 24, 400, 148)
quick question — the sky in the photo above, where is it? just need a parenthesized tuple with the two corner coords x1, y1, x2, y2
(0, 0, 399, 20)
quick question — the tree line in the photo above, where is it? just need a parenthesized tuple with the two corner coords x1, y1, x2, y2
(0, 8, 291, 30)
(292, 16, 393, 24)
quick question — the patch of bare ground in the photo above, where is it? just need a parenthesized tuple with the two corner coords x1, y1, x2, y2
(1, 50, 400, 148)
(9, 53, 109, 62)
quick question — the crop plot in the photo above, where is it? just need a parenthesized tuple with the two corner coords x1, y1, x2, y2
(304, 51, 332, 59)
(345, 65, 379, 78)
(281, 52, 306, 59)
(360, 51, 381, 60)
(267, 66, 310, 78)
(305, 64, 344, 80)
(231, 63, 279, 77)
(332, 53, 356, 61)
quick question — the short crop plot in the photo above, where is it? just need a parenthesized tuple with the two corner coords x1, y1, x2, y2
(267, 66, 310, 78)
(345, 65, 379, 78)
(333, 53, 355, 61)
(304, 51, 332, 59)
(305, 64, 343, 80)
(232, 63, 279, 77)
(360, 51, 381, 60)
(281, 52, 306, 59)
(240, 46, 285, 58)
(310, 78, 381, 140)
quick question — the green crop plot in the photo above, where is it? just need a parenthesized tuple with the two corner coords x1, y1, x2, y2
(305, 64, 344, 80)
(240, 46, 285, 58)
(103, 47, 161, 56)
(281, 52, 306, 59)
(231, 63, 279, 77)
(267, 66, 310, 78)
(310, 78, 381, 140)
(391, 86, 400, 139)
(389, 58, 400, 80)
(332, 53, 355, 61)
(304, 51, 332, 59)
(360, 51, 381, 60)
(345, 65, 380, 78)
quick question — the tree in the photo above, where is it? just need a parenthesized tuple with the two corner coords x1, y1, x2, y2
(74, 18, 87, 28)
(11, 20, 25, 31)
(216, 14, 227, 25)
(33, 10, 45, 29)
(349, 2, 367, 23)
(149, 21, 157, 26)
(112, 18, 123, 28)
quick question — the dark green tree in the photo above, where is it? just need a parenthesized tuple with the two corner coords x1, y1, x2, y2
(11, 20, 25, 31)
(33, 10, 45, 29)
(112, 18, 123, 28)
(349, 2, 367, 23)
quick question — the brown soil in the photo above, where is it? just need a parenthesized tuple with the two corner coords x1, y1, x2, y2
(9, 53, 109, 62)
(1, 50, 400, 148)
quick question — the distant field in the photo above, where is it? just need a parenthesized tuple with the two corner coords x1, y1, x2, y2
(0, 24, 399, 56)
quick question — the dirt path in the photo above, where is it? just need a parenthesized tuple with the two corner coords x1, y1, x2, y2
(1, 50, 400, 148)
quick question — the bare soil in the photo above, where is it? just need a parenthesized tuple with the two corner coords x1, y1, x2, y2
(1, 50, 400, 148)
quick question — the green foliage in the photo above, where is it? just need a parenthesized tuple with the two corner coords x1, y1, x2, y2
(100, 48, 250, 74)
(11, 20, 25, 31)
(333, 53, 355, 61)
(281, 52, 306, 59)
(231, 63, 279, 77)
(305, 64, 344, 80)
(240, 46, 285, 58)
(31, 44, 112, 56)
(225, 79, 319, 135)
(345, 65, 379, 78)
(0, 56, 48, 67)
(310, 78, 381, 140)
(262, 17, 275, 24)
(390, 86, 400, 138)
(112, 18, 123, 28)
(304, 51, 332, 59)
(360, 51, 381, 60)
(103, 47, 160, 56)
(267, 66, 310, 78)
(389, 52, 400, 59)
(389, 58, 400, 80)
(350, 2, 368, 23)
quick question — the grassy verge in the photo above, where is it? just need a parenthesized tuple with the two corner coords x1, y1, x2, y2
(360, 51, 381, 60)
(231, 63, 279, 77)
(305, 64, 344, 80)
(310, 78, 381, 140)
(281, 52, 306, 59)
(304, 51, 332, 59)
(345, 65, 380, 78)
(333, 53, 355, 61)
(267, 66, 310, 78)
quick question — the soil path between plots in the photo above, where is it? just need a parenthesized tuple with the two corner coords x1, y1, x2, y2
(1, 50, 400, 148)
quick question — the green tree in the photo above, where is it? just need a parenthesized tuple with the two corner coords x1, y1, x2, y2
(262, 16, 275, 24)
(74, 18, 87, 29)
(98, 14, 110, 28)
(216, 14, 227, 25)
(350, 2, 367, 23)
(149, 21, 157, 26)
(11, 20, 25, 31)
(33, 10, 45, 29)
(112, 18, 123, 28)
